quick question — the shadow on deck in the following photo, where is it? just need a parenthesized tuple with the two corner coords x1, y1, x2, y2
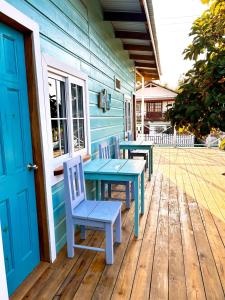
(11, 148, 225, 300)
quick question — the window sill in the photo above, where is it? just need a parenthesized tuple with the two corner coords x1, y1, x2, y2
(53, 154, 91, 176)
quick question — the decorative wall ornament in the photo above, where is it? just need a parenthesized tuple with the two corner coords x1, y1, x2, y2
(98, 89, 111, 112)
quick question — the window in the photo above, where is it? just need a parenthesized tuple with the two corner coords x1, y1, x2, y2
(147, 102, 162, 113)
(48, 75, 68, 157)
(48, 69, 88, 159)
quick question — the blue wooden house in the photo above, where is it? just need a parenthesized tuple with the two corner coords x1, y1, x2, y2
(0, 0, 160, 297)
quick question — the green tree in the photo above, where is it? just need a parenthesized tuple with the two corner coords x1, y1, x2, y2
(166, 0, 225, 137)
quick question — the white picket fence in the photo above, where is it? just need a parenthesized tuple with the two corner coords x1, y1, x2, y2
(137, 133, 195, 147)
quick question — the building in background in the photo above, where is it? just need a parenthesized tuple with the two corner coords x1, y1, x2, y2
(136, 82, 177, 134)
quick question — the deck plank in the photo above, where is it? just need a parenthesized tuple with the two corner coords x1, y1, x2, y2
(130, 159, 162, 299)
(175, 150, 206, 300)
(149, 156, 169, 299)
(168, 149, 187, 300)
(111, 153, 161, 300)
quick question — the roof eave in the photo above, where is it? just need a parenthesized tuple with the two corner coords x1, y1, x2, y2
(142, 0, 161, 76)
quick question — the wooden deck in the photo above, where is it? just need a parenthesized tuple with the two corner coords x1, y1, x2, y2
(11, 148, 225, 300)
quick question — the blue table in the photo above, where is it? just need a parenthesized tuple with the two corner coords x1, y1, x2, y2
(84, 159, 146, 238)
(119, 140, 154, 181)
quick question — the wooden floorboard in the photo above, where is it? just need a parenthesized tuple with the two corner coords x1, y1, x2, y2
(10, 148, 225, 300)
(168, 149, 187, 300)
(130, 156, 162, 300)
(175, 150, 206, 300)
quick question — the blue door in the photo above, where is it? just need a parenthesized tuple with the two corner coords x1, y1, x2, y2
(0, 23, 40, 295)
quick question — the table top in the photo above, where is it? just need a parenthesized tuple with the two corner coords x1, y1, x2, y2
(84, 159, 146, 176)
(119, 140, 154, 147)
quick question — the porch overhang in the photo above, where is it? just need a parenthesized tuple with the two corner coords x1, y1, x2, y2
(100, 0, 161, 82)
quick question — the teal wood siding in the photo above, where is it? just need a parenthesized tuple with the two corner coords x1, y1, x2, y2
(52, 182, 66, 253)
(5, 0, 135, 253)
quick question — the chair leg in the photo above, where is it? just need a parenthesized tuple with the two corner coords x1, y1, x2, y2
(105, 223, 114, 264)
(66, 220, 75, 258)
(125, 182, 130, 209)
(80, 225, 86, 240)
(115, 210, 122, 243)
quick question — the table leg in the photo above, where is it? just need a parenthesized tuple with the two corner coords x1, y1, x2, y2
(141, 171, 144, 214)
(134, 176, 139, 238)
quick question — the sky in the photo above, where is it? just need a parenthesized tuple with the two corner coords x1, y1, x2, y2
(152, 0, 208, 89)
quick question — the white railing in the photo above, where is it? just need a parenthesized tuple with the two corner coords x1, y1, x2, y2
(137, 133, 195, 147)
(206, 137, 220, 148)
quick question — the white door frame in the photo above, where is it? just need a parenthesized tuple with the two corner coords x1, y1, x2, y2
(0, 2, 56, 293)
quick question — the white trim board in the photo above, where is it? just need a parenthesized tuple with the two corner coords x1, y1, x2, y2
(0, 0, 56, 268)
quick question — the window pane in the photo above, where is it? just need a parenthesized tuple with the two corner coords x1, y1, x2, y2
(58, 80, 66, 118)
(60, 120, 68, 154)
(77, 85, 84, 118)
(73, 120, 79, 152)
(73, 119, 85, 152)
(48, 78, 57, 118)
(79, 119, 85, 149)
(49, 75, 68, 158)
(71, 83, 78, 118)
(51, 120, 68, 157)
(51, 120, 60, 157)
(71, 84, 84, 118)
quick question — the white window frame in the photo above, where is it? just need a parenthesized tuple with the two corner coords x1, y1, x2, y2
(42, 54, 91, 171)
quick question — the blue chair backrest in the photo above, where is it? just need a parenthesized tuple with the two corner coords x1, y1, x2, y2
(63, 155, 86, 215)
(127, 131, 133, 141)
(99, 142, 110, 159)
(114, 136, 120, 159)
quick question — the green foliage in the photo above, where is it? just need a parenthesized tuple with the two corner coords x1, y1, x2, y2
(166, 0, 225, 137)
